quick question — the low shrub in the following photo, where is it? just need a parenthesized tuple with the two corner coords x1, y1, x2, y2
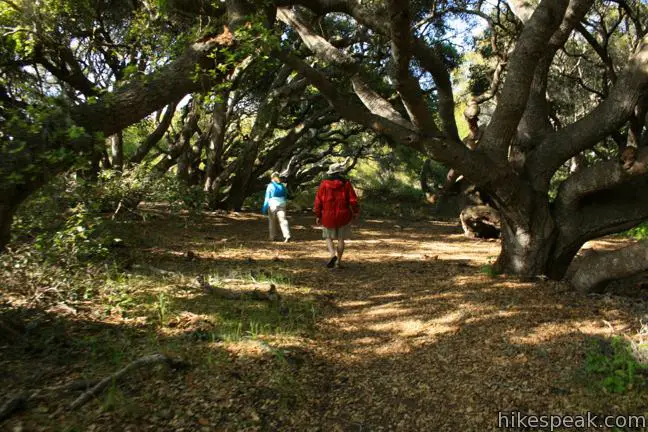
(585, 336, 648, 393)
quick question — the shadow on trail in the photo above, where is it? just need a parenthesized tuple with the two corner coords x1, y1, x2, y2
(2, 212, 647, 431)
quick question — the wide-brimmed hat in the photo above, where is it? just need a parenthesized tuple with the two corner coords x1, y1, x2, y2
(326, 162, 346, 175)
(271, 171, 281, 179)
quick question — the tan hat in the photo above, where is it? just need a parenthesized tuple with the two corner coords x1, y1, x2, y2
(327, 162, 346, 175)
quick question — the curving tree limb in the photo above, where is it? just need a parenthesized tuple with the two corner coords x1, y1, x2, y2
(569, 240, 648, 293)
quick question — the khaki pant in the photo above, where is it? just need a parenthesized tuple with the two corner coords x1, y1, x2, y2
(322, 223, 352, 240)
(268, 203, 291, 240)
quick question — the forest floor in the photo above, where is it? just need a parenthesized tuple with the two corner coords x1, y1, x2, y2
(2, 208, 648, 431)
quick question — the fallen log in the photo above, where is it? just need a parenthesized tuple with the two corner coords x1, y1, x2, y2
(68, 353, 188, 410)
(196, 276, 280, 302)
(459, 205, 501, 239)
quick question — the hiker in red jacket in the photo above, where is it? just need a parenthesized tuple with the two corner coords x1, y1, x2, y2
(314, 163, 359, 268)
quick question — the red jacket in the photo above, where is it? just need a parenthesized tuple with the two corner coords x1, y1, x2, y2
(314, 177, 359, 228)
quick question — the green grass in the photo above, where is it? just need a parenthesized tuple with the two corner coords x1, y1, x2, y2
(585, 336, 648, 393)
(116, 267, 316, 343)
(1, 205, 327, 430)
(194, 295, 317, 342)
(479, 264, 498, 277)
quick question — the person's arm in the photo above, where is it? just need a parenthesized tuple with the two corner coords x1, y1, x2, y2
(347, 181, 360, 218)
(314, 183, 324, 223)
(262, 184, 272, 215)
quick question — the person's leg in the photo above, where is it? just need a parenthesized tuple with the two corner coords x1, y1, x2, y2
(276, 207, 291, 241)
(335, 224, 351, 268)
(326, 238, 336, 258)
(325, 235, 337, 268)
(336, 238, 345, 265)
(268, 208, 278, 241)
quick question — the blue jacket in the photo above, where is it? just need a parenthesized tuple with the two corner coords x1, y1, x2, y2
(262, 181, 287, 215)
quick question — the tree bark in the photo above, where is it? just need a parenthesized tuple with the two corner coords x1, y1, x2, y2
(129, 101, 179, 165)
(494, 196, 557, 277)
(152, 101, 200, 178)
(0, 29, 236, 251)
(225, 66, 303, 209)
(460, 205, 501, 239)
(569, 240, 648, 293)
(203, 94, 232, 209)
(109, 132, 124, 172)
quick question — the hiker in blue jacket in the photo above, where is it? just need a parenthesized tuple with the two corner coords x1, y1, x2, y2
(262, 172, 291, 242)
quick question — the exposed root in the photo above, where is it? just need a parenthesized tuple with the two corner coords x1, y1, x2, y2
(196, 276, 281, 303)
(0, 379, 100, 423)
(68, 353, 188, 411)
(0, 393, 28, 423)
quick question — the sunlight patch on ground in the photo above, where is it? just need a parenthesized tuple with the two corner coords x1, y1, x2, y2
(338, 300, 375, 308)
(368, 292, 407, 300)
(5, 212, 645, 431)
(463, 310, 518, 325)
(363, 313, 461, 338)
(363, 305, 412, 318)
(374, 339, 413, 356)
(427, 310, 466, 325)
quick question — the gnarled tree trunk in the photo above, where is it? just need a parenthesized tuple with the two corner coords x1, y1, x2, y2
(0, 28, 238, 251)
(569, 240, 648, 293)
(460, 205, 501, 239)
(109, 132, 124, 172)
(203, 99, 229, 209)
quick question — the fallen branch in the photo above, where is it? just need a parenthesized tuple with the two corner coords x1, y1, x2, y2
(196, 277, 280, 302)
(45, 379, 101, 394)
(0, 379, 101, 423)
(0, 393, 27, 423)
(132, 264, 176, 276)
(569, 239, 648, 293)
(68, 353, 188, 410)
(111, 200, 123, 221)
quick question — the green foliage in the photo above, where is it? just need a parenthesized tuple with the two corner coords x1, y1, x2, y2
(349, 156, 434, 219)
(360, 180, 428, 219)
(94, 168, 149, 211)
(468, 64, 492, 96)
(45, 203, 110, 263)
(243, 190, 265, 212)
(103, 279, 137, 316)
(150, 176, 206, 213)
(355, 142, 428, 186)
(585, 336, 648, 393)
(156, 293, 170, 326)
(10, 168, 211, 269)
(12, 178, 112, 266)
(626, 223, 648, 240)
(288, 189, 317, 212)
(479, 264, 499, 278)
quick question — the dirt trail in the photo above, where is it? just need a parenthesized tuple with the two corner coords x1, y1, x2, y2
(2, 211, 647, 431)
(174, 213, 644, 431)
(235, 215, 647, 431)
